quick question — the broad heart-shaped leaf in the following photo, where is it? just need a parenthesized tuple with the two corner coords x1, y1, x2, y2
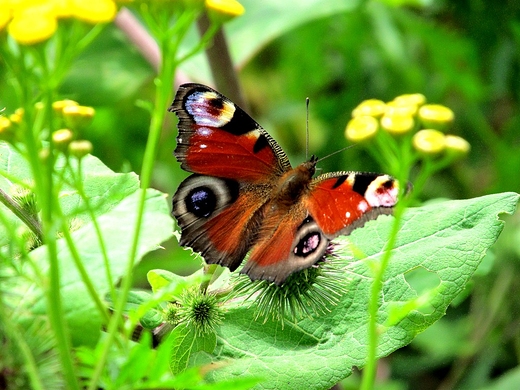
(206, 193, 519, 389)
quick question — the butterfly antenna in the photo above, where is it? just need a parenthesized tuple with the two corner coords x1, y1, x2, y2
(305, 97, 310, 160)
(319, 144, 357, 162)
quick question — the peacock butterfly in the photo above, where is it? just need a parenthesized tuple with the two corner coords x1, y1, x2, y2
(169, 84, 399, 285)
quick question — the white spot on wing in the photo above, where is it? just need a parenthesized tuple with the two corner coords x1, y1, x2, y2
(186, 91, 236, 127)
(365, 175, 398, 207)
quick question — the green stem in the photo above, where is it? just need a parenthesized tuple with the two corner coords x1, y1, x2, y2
(69, 158, 117, 307)
(87, 16, 186, 390)
(360, 201, 406, 390)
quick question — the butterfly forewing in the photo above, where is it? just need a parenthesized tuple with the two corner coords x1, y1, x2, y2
(169, 83, 291, 183)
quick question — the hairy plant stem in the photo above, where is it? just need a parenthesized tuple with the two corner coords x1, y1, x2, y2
(0, 187, 43, 241)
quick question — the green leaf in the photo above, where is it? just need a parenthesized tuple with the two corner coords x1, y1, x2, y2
(148, 268, 186, 293)
(205, 193, 518, 389)
(19, 188, 172, 346)
(0, 144, 174, 346)
(170, 324, 217, 375)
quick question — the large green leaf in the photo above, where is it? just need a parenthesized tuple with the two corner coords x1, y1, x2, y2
(206, 192, 518, 389)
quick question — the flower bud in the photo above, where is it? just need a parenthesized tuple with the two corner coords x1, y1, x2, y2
(52, 129, 74, 152)
(412, 129, 446, 155)
(418, 104, 454, 131)
(380, 113, 415, 135)
(393, 93, 426, 107)
(8, 5, 58, 45)
(206, 0, 245, 24)
(63, 105, 95, 129)
(9, 108, 24, 124)
(0, 116, 14, 142)
(71, 0, 117, 24)
(445, 135, 470, 157)
(352, 99, 386, 118)
(53, 99, 79, 115)
(345, 115, 378, 142)
(68, 140, 93, 159)
(385, 101, 418, 117)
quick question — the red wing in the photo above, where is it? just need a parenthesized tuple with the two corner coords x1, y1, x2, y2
(169, 84, 291, 183)
(241, 206, 330, 285)
(304, 172, 399, 237)
(172, 174, 268, 271)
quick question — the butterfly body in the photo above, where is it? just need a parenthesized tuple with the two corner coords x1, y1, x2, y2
(169, 84, 399, 285)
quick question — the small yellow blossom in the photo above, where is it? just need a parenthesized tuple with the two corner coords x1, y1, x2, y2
(380, 113, 415, 135)
(71, 0, 117, 24)
(445, 135, 470, 156)
(53, 99, 79, 115)
(418, 104, 454, 131)
(345, 115, 378, 142)
(52, 0, 74, 18)
(352, 99, 386, 118)
(9, 108, 24, 124)
(0, 4, 11, 30)
(412, 129, 446, 155)
(63, 105, 95, 128)
(206, 0, 245, 23)
(52, 128, 74, 151)
(385, 101, 418, 117)
(393, 93, 426, 107)
(69, 139, 93, 159)
(0, 116, 13, 141)
(8, 5, 58, 45)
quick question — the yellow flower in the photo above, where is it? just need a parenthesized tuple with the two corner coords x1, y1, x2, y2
(71, 0, 117, 24)
(9, 108, 24, 123)
(380, 113, 415, 135)
(445, 135, 470, 156)
(393, 93, 426, 107)
(69, 139, 93, 159)
(0, 2, 11, 31)
(412, 129, 446, 155)
(385, 101, 418, 117)
(418, 104, 454, 131)
(52, 128, 74, 151)
(0, 116, 13, 140)
(345, 115, 378, 142)
(352, 99, 386, 118)
(206, 0, 244, 23)
(63, 105, 95, 129)
(8, 5, 58, 45)
(53, 99, 79, 115)
(51, 0, 75, 18)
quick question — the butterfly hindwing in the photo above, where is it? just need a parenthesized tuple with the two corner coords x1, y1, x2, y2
(305, 172, 398, 237)
(172, 174, 271, 271)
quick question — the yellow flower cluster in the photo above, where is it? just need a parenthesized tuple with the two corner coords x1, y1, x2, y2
(0, 0, 117, 45)
(345, 93, 470, 157)
(1, 99, 95, 159)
